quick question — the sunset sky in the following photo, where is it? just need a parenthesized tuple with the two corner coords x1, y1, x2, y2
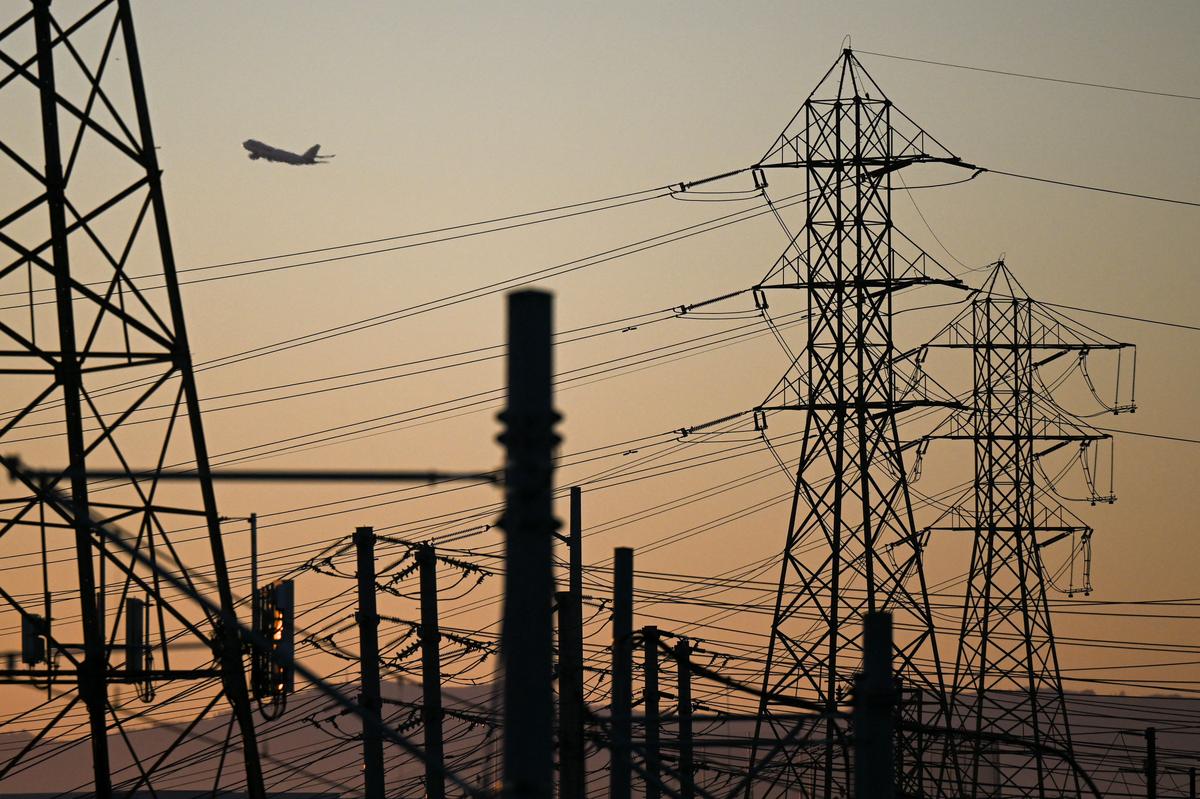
(131, 0, 1200, 649)
(2, 0, 1199, 791)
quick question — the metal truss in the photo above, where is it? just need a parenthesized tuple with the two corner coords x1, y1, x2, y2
(926, 260, 1135, 797)
(746, 50, 968, 799)
(0, 2, 263, 797)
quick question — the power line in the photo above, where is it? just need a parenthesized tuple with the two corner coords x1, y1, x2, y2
(855, 48, 1200, 102)
(1096, 427, 1200, 446)
(51, 185, 812, 409)
(1, 304, 678, 426)
(0, 183, 672, 302)
(1041, 301, 1200, 333)
(982, 167, 1200, 208)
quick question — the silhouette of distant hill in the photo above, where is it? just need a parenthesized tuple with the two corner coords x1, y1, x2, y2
(0, 678, 501, 797)
(2, 683, 1196, 796)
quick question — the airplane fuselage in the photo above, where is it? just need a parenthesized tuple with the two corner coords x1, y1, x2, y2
(242, 139, 329, 165)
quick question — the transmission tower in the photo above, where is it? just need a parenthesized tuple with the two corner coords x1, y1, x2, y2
(745, 50, 968, 798)
(925, 260, 1134, 797)
(0, 2, 262, 797)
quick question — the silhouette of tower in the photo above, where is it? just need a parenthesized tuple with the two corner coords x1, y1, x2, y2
(746, 50, 966, 798)
(927, 261, 1133, 797)
(0, 2, 263, 797)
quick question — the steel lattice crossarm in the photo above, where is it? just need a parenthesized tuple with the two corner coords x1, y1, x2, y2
(753, 342, 965, 423)
(754, 225, 967, 293)
(933, 262, 1136, 360)
(758, 50, 967, 173)
(737, 48, 973, 799)
(0, 3, 265, 797)
(675, 50, 979, 195)
(919, 259, 1137, 798)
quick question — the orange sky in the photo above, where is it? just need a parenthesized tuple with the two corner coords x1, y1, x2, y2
(1, 0, 1199, 787)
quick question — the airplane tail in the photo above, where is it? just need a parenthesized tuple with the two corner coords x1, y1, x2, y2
(302, 144, 320, 161)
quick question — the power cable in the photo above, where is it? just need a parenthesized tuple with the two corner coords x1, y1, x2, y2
(855, 48, 1200, 102)
(1040, 301, 1200, 333)
(0, 183, 673, 302)
(1095, 427, 1200, 446)
(37, 184, 812, 412)
(982, 167, 1200, 208)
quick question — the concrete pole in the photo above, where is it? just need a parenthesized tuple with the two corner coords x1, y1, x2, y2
(611, 547, 634, 799)
(418, 544, 446, 799)
(854, 613, 895, 799)
(501, 290, 557, 799)
(643, 626, 661, 799)
(354, 527, 384, 799)
(556, 590, 585, 799)
(1146, 727, 1157, 799)
(675, 638, 694, 799)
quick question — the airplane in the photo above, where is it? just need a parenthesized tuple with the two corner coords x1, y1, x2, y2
(242, 139, 335, 165)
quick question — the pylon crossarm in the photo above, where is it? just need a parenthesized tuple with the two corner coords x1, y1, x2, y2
(6, 456, 216, 647)
(6, 455, 490, 798)
(0, 458, 502, 485)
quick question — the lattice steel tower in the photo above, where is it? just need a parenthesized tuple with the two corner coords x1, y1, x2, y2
(0, 2, 262, 797)
(928, 261, 1133, 797)
(746, 50, 966, 798)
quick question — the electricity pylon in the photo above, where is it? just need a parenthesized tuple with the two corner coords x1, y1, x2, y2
(0, 3, 262, 797)
(746, 50, 968, 798)
(926, 260, 1134, 797)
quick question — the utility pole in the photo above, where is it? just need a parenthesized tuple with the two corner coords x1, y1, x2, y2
(675, 638, 695, 799)
(500, 290, 558, 799)
(569, 486, 583, 610)
(418, 544, 446, 799)
(611, 547, 634, 799)
(854, 613, 895, 799)
(1146, 727, 1157, 799)
(643, 625, 661, 799)
(354, 527, 384, 799)
(250, 513, 259, 597)
(556, 590, 585, 799)
(557, 485, 586, 799)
